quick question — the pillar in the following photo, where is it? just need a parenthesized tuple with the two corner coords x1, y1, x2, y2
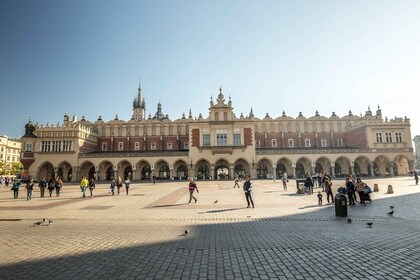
(113, 167, 117, 180)
(331, 165, 335, 178)
(370, 164, 375, 177)
(95, 168, 99, 181)
(293, 167, 296, 178)
(170, 167, 173, 180)
(312, 167, 315, 175)
(230, 165, 234, 180)
(389, 166, 394, 177)
(272, 167, 276, 182)
(210, 165, 215, 180)
(54, 167, 58, 180)
(350, 164, 355, 175)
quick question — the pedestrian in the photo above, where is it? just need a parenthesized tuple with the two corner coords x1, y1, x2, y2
(304, 175, 313, 194)
(346, 177, 355, 205)
(55, 177, 63, 197)
(124, 177, 131, 195)
(317, 191, 323, 206)
(0, 177, 5, 188)
(11, 179, 21, 199)
(325, 178, 334, 203)
(233, 176, 240, 188)
(108, 179, 115, 195)
(80, 176, 89, 198)
(47, 178, 55, 197)
(26, 178, 34, 200)
(414, 171, 418, 185)
(152, 175, 156, 185)
(243, 175, 254, 208)
(281, 173, 288, 191)
(88, 178, 96, 198)
(355, 178, 366, 204)
(38, 177, 47, 197)
(188, 177, 199, 205)
(116, 176, 123, 195)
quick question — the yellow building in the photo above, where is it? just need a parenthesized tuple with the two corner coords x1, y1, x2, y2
(20, 86, 414, 182)
(0, 135, 22, 175)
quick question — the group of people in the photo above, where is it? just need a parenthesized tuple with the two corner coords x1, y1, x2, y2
(10, 176, 63, 200)
(1, 176, 15, 188)
(108, 176, 131, 196)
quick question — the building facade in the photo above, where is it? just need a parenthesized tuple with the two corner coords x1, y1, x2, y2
(20, 86, 414, 182)
(413, 135, 420, 169)
(0, 135, 22, 175)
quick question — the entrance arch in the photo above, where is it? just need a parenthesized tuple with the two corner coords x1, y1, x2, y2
(155, 160, 170, 180)
(57, 161, 72, 182)
(276, 158, 292, 178)
(196, 160, 210, 180)
(215, 159, 230, 180)
(38, 161, 54, 181)
(335, 156, 351, 177)
(354, 156, 372, 177)
(296, 157, 312, 178)
(136, 160, 151, 180)
(79, 161, 95, 180)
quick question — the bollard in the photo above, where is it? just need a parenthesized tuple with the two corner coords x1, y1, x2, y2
(386, 184, 394, 194)
(373, 184, 379, 192)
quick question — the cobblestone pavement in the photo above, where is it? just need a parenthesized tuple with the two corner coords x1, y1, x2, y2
(0, 177, 419, 279)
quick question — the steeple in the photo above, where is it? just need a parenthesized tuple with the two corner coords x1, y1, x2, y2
(132, 80, 146, 120)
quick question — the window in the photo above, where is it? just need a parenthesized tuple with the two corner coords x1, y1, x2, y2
(395, 132, 402, 143)
(118, 142, 124, 151)
(184, 141, 189, 149)
(255, 139, 261, 148)
(271, 139, 277, 148)
(25, 143, 33, 152)
(304, 138, 311, 147)
(0, 147, 3, 152)
(102, 142, 107, 151)
(376, 133, 383, 143)
(134, 142, 140, 151)
(151, 142, 156, 150)
(385, 132, 392, 143)
(233, 134, 241, 146)
(288, 139, 294, 148)
(337, 138, 343, 147)
(321, 139, 327, 147)
(202, 134, 210, 146)
(12, 156, 15, 162)
(167, 142, 172, 150)
(7, 156, 10, 161)
(216, 130, 227, 146)
(63, 140, 72, 152)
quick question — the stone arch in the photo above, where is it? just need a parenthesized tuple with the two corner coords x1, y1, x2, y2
(57, 160, 72, 182)
(257, 158, 271, 179)
(155, 160, 170, 180)
(354, 156, 372, 177)
(196, 159, 210, 180)
(214, 158, 230, 180)
(296, 157, 312, 178)
(334, 156, 351, 177)
(117, 160, 132, 180)
(98, 160, 114, 181)
(136, 160, 151, 180)
(276, 157, 292, 178)
(315, 156, 332, 175)
(174, 159, 189, 180)
(79, 160, 95, 180)
(234, 158, 250, 179)
(394, 155, 410, 176)
(374, 155, 391, 176)
(38, 161, 55, 181)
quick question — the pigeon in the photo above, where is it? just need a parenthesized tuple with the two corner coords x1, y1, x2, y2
(387, 210, 394, 216)
(366, 222, 373, 228)
(347, 218, 352, 223)
(213, 200, 218, 204)
(34, 218, 47, 225)
(184, 230, 189, 235)
(389, 206, 394, 209)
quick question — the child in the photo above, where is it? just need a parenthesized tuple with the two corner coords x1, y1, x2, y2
(317, 191, 323, 206)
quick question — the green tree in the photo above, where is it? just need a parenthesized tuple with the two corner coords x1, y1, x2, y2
(11, 162, 24, 175)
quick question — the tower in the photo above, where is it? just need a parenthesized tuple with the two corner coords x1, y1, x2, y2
(132, 82, 146, 120)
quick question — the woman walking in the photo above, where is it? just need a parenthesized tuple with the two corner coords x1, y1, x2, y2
(11, 179, 21, 199)
(243, 176, 254, 208)
(88, 178, 96, 198)
(26, 178, 35, 200)
(47, 178, 55, 197)
(124, 177, 131, 195)
(356, 178, 367, 204)
(116, 176, 123, 195)
(55, 177, 63, 197)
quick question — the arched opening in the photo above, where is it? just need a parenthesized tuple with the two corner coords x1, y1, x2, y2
(334, 163, 342, 177)
(276, 163, 286, 178)
(296, 157, 312, 178)
(335, 157, 351, 177)
(79, 161, 95, 180)
(124, 166, 133, 180)
(176, 165, 188, 180)
(98, 160, 113, 181)
(141, 166, 151, 180)
(57, 161, 72, 182)
(38, 162, 54, 181)
(106, 166, 114, 180)
(234, 164, 246, 179)
(315, 162, 323, 174)
(296, 163, 305, 178)
(215, 159, 230, 180)
(276, 158, 292, 178)
(257, 163, 268, 179)
(158, 165, 170, 180)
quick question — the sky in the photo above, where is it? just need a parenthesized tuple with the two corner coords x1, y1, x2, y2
(1, 0, 420, 140)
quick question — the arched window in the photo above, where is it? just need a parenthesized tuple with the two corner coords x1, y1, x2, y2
(257, 163, 268, 179)
(141, 165, 151, 180)
(234, 164, 246, 178)
(177, 165, 188, 180)
(198, 164, 210, 180)
(159, 165, 170, 179)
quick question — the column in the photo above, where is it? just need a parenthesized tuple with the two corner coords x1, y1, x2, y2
(95, 167, 99, 181)
(54, 167, 58, 179)
(132, 167, 136, 181)
(210, 165, 215, 180)
(113, 167, 117, 180)
(370, 163, 375, 177)
(312, 167, 315, 175)
(272, 167, 276, 182)
(72, 166, 78, 182)
(293, 167, 296, 178)
(169, 167, 173, 180)
(229, 165, 234, 180)
(389, 165, 394, 177)
(350, 164, 355, 175)
(331, 164, 336, 178)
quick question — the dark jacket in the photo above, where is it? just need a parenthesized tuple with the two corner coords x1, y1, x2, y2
(243, 180, 252, 192)
(304, 177, 313, 188)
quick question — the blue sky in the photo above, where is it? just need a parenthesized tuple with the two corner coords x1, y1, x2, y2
(1, 0, 420, 140)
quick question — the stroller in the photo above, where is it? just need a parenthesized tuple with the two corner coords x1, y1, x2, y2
(364, 186, 372, 203)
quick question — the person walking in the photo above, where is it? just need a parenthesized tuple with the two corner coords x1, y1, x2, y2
(88, 178, 96, 198)
(414, 171, 419, 185)
(26, 178, 34, 200)
(356, 178, 366, 204)
(47, 178, 55, 197)
(304, 175, 313, 195)
(317, 191, 323, 206)
(124, 177, 131, 195)
(325, 178, 334, 204)
(11, 179, 21, 199)
(110, 179, 116, 195)
(188, 177, 199, 205)
(55, 177, 63, 197)
(281, 173, 288, 191)
(346, 177, 355, 205)
(80, 176, 89, 198)
(233, 176, 240, 188)
(38, 177, 47, 197)
(116, 176, 123, 195)
(243, 176, 254, 208)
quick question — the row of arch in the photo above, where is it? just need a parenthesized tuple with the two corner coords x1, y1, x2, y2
(37, 154, 411, 182)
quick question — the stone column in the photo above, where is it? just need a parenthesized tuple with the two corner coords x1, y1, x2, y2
(54, 167, 58, 180)
(312, 167, 315, 175)
(169, 167, 173, 180)
(370, 163, 375, 177)
(230, 165, 234, 180)
(331, 164, 336, 178)
(132, 166, 136, 181)
(210, 165, 215, 180)
(350, 164, 355, 175)
(72, 166, 78, 182)
(272, 167, 276, 182)
(293, 167, 296, 178)
(95, 167, 99, 181)
(389, 165, 394, 177)
(113, 166, 118, 180)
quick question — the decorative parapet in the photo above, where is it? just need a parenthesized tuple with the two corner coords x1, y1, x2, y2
(79, 151, 189, 158)
(256, 147, 413, 155)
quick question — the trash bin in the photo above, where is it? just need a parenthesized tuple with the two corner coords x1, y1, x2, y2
(335, 194, 347, 217)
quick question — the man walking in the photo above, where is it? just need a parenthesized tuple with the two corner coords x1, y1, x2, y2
(188, 177, 199, 205)
(80, 176, 89, 198)
(243, 176, 254, 208)
(38, 177, 47, 197)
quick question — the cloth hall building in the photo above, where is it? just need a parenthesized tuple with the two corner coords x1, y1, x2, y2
(20, 86, 414, 182)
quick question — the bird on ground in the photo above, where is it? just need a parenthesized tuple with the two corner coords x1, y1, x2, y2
(366, 222, 373, 228)
(213, 200, 218, 204)
(34, 218, 47, 225)
(184, 230, 189, 235)
(347, 218, 352, 223)
(387, 210, 394, 216)
(389, 206, 394, 209)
